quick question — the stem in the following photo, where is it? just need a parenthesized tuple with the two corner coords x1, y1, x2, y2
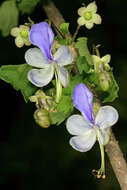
(55, 71, 62, 103)
(72, 25, 80, 42)
(105, 133, 127, 190)
(98, 135, 105, 174)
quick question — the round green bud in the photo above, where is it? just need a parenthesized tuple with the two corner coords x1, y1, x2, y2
(34, 109, 50, 128)
(84, 11, 92, 20)
(99, 72, 110, 91)
(104, 63, 110, 71)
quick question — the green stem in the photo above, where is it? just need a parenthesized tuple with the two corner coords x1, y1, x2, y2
(72, 25, 80, 42)
(93, 126, 105, 178)
(98, 136, 105, 174)
(55, 71, 62, 103)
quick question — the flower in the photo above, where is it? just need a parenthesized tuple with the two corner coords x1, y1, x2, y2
(92, 54, 111, 72)
(66, 83, 118, 152)
(66, 83, 118, 177)
(10, 25, 31, 48)
(77, 1, 102, 29)
(25, 22, 73, 88)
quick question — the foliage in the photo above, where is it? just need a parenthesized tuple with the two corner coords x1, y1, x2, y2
(76, 56, 92, 74)
(75, 37, 93, 65)
(60, 22, 69, 36)
(18, 0, 41, 14)
(0, 64, 37, 102)
(0, 1, 19, 36)
(50, 75, 83, 125)
(85, 71, 119, 103)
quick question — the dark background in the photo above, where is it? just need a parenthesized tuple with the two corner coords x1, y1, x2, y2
(0, 0, 127, 189)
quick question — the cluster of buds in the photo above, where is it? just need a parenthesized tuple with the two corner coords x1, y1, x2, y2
(29, 90, 53, 128)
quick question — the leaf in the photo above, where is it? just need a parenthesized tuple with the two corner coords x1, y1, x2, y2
(18, 0, 40, 14)
(60, 22, 69, 36)
(103, 72, 119, 103)
(0, 64, 38, 102)
(0, 1, 19, 37)
(50, 96, 73, 125)
(75, 37, 93, 65)
(76, 56, 92, 74)
(62, 75, 83, 95)
(50, 75, 83, 125)
(86, 72, 119, 103)
(55, 36, 71, 45)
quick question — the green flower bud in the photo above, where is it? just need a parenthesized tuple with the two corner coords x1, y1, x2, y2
(93, 102, 101, 117)
(103, 129, 111, 145)
(99, 72, 111, 91)
(34, 109, 50, 128)
(52, 40, 61, 54)
(104, 63, 110, 71)
(29, 90, 53, 110)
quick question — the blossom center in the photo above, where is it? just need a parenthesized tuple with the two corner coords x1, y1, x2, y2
(84, 11, 92, 20)
(20, 30, 29, 38)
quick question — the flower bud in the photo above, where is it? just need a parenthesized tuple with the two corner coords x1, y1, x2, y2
(99, 72, 111, 91)
(34, 109, 50, 128)
(93, 102, 100, 117)
(104, 63, 110, 71)
(29, 90, 53, 110)
(103, 129, 111, 145)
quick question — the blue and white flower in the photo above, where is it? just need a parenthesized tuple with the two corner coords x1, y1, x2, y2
(66, 83, 118, 152)
(25, 22, 73, 88)
(66, 83, 118, 177)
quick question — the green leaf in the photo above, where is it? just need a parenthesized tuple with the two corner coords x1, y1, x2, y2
(0, 1, 19, 37)
(0, 64, 38, 102)
(50, 75, 83, 125)
(60, 22, 69, 36)
(75, 37, 93, 65)
(76, 56, 92, 74)
(103, 72, 119, 103)
(86, 71, 119, 103)
(18, 0, 40, 14)
(50, 96, 73, 125)
(55, 36, 71, 45)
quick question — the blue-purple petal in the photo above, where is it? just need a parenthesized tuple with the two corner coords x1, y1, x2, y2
(73, 83, 94, 123)
(29, 22, 54, 60)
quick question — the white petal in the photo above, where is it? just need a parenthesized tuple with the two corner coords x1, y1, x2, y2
(85, 22, 94, 29)
(77, 17, 86, 26)
(86, 1, 97, 13)
(92, 55, 101, 64)
(57, 66, 69, 87)
(69, 130, 96, 152)
(95, 106, 118, 129)
(92, 13, 102, 24)
(78, 7, 86, 16)
(66, 114, 93, 136)
(100, 127, 111, 145)
(94, 126, 110, 146)
(54, 46, 73, 66)
(10, 27, 19, 37)
(28, 65, 54, 87)
(101, 54, 111, 64)
(25, 48, 50, 68)
(15, 36, 24, 48)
